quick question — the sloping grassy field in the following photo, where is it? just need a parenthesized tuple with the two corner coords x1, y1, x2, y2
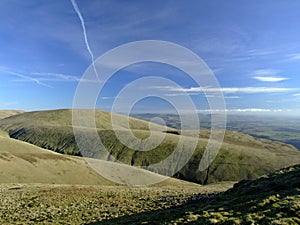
(95, 164, 300, 225)
(0, 133, 195, 186)
(1, 109, 300, 184)
(0, 182, 233, 224)
(0, 110, 24, 120)
(0, 164, 298, 224)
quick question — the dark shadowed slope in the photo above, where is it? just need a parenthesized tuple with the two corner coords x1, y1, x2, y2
(92, 164, 300, 224)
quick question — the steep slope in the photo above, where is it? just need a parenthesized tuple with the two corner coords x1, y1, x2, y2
(0, 134, 192, 186)
(0, 110, 25, 119)
(0, 135, 112, 185)
(100, 164, 300, 224)
(1, 109, 300, 184)
(0, 109, 166, 130)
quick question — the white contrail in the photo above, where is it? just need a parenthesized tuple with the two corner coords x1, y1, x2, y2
(9, 71, 53, 88)
(70, 0, 100, 81)
(0, 66, 52, 87)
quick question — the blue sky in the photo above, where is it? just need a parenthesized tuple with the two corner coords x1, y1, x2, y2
(0, 0, 300, 115)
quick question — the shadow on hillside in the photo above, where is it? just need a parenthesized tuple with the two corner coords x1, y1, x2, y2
(86, 165, 300, 224)
(87, 203, 196, 225)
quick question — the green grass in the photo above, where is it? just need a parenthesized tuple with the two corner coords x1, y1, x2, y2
(0, 182, 233, 224)
(94, 164, 300, 224)
(1, 109, 300, 184)
(1, 164, 298, 224)
(134, 113, 300, 150)
(1, 135, 196, 186)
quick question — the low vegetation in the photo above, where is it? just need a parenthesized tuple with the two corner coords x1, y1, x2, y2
(96, 164, 300, 224)
(134, 113, 300, 150)
(0, 109, 299, 224)
(1, 134, 197, 186)
(0, 164, 298, 224)
(1, 109, 300, 184)
(0, 110, 24, 120)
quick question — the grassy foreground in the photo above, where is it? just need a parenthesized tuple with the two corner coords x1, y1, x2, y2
(0, 183, 233, 224)
(0, 164, 299, 224)
(100, 164, 300, 225)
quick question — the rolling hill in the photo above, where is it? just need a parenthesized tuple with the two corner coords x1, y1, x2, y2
(98, 164, 300, 224)
(1, 109, 300, 184)
(0, 131, 193, 186)
(1, 162, 298, 224)
(0, 110, 25, 119)
(134, 113, 300, 150)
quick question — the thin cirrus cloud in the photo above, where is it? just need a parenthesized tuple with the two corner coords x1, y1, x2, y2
(247, 49, 277, 57)
(287, 53, 300, 61)
(224, 96, 240, 99)
(251, 69, 280, 76)
(157, 86, 297, 94)
(0, 68, 52, 88)
(225, 49, 278, 62)
(32, 72, 82, 82)
(0, 66, 97, 86)
(250, 69, 289, 82)
(253, 76, 289, 82)
(197, 108, 284, 113)
(228, 108, 283, 113)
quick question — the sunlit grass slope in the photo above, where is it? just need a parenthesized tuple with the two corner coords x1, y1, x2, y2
(1, 109, 300, 184)
(0, 110, 25, 119)
(0, 132, 194, 186)
(100, 164, 300, 224)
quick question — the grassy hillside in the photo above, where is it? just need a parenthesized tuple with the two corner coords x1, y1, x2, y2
(0, 110, 24, 119)
(0, 109, 166, 130)
(0, 134, 192, 186)
(134, 113, 300, 150)
(0, 182, 233, 224)
(0, 135, 113, 185)
(0, 165, 298, 224)
(1, 109, 300, 184)
(97, 164, 300, 224)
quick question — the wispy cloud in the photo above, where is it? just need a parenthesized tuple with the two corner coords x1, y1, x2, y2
(32, 72, 82, 82)
(225, 96, 240, 99)
(225, 49, 278, 62)
(231, 108, 272, 112)
(0, 67, 52, 88)
(251, 69, 280, 76)
(293, 93, 300, 97)
(287, 53, 300, 61)
(250, 69, 289, 82)
(247, 49, 277, 57)
(0, 66, 96, 86)
(198, 108, 284, 113)
(32, 72, 99, 83)
(253, 76, 289, 82)
(157, 86, 297, 94)
(11, 72, 53, 88)
(101, 96, 116, 100)
(229, 108, 284, 113)
(164, 93, 199, 97)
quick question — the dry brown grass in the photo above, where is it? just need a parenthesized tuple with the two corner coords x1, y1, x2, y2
(0, 182, 233, 224)
(0, 110, 24, 120)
